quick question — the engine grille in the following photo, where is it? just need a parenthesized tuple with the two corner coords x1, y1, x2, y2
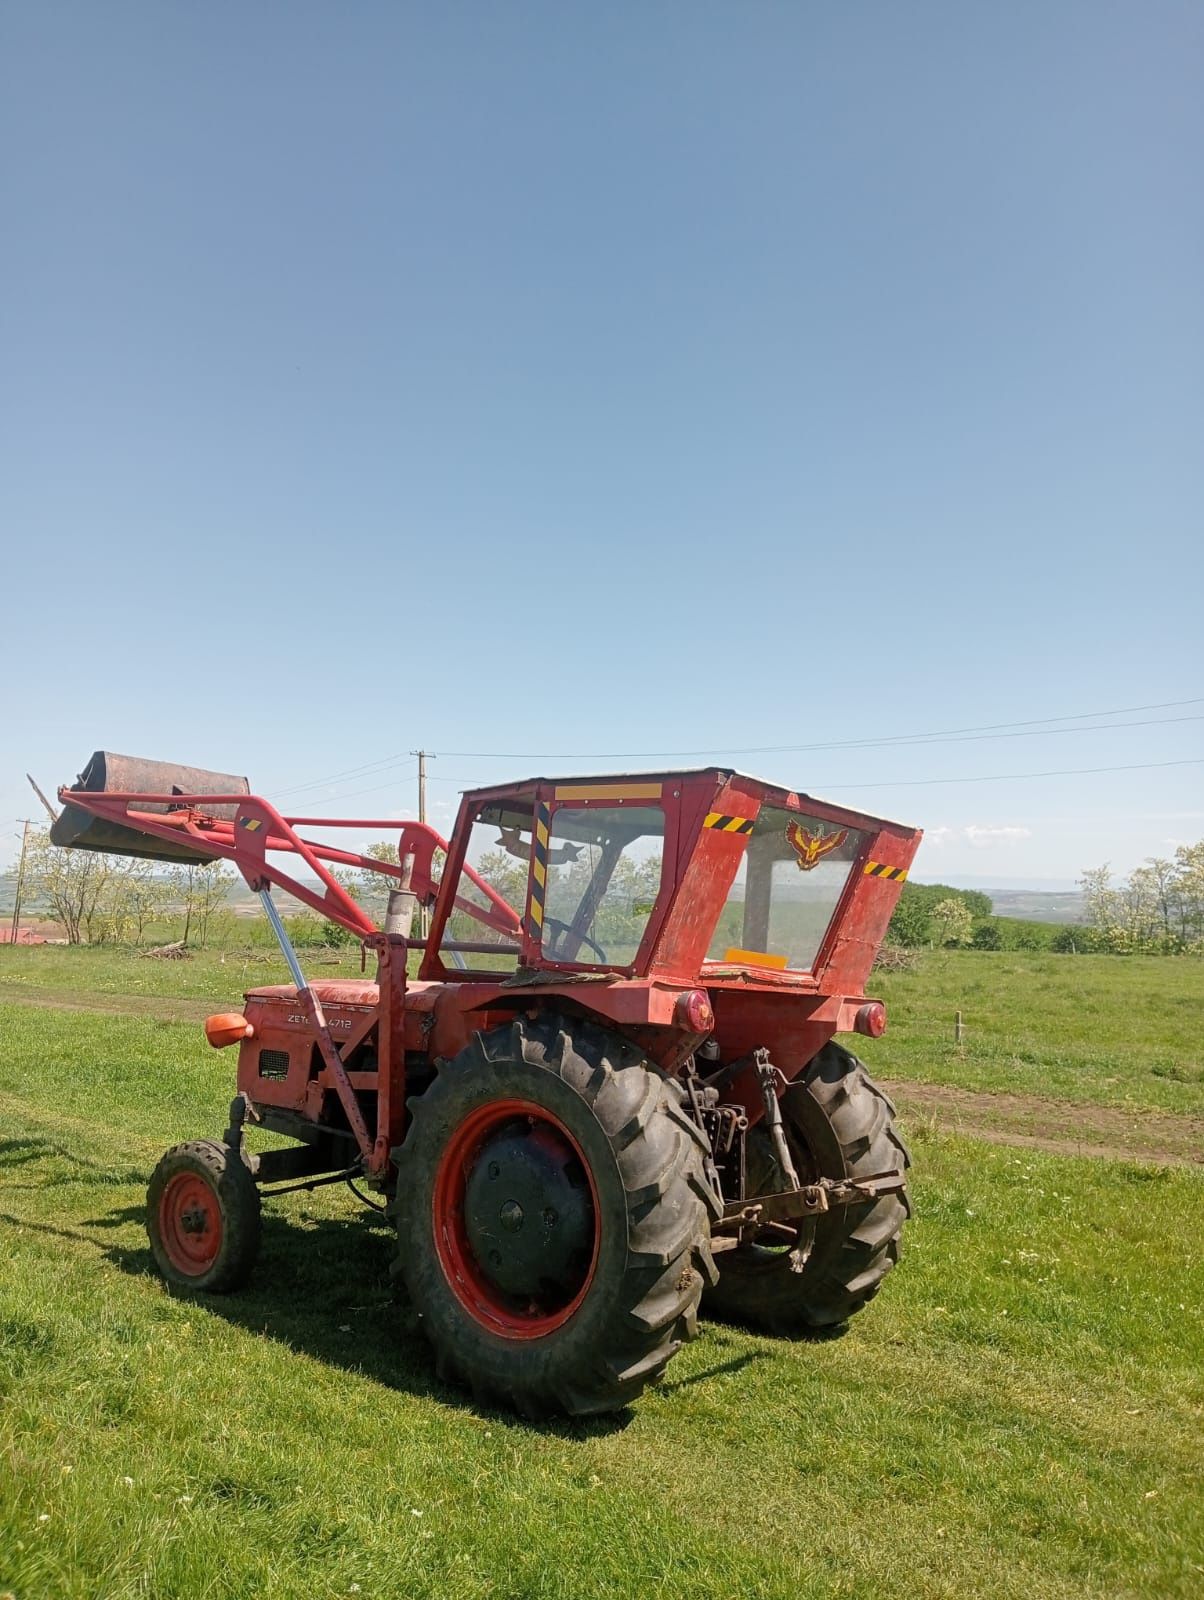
(257, 1048, 290, 1080)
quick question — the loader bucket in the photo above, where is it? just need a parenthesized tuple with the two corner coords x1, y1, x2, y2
(51, 751, 250, 865)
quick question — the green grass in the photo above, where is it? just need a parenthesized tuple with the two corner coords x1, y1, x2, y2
(0, 941, 357, 1006)
(871, 950, 1204, 1114)
(1, 984, 1202, 1598)
(4, 943, 1201, 1115)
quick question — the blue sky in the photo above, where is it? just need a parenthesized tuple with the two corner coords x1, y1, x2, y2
(2, 2, 1201, 888)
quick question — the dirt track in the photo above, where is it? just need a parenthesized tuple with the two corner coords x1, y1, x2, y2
(884, 1079, 1204, 1167)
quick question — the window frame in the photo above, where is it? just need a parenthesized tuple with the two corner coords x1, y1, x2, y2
(424, 797, 532, 981)
(526, 783, 679, 977)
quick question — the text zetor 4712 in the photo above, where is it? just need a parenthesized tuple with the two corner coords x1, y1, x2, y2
(55, 752, 922, 1417)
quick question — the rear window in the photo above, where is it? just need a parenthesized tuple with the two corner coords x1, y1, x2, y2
(707, 806, 867, 972)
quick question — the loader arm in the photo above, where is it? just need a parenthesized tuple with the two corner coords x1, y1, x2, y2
(54, 786, 431, 937)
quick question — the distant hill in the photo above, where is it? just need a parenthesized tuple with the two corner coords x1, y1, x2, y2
(985, 888, 1085, 925)
(907, 875, 1085, 925)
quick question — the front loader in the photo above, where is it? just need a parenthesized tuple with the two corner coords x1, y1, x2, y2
(54, 753, 922, 1415)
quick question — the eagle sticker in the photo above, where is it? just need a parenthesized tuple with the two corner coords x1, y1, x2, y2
(786, 822, 849, 871)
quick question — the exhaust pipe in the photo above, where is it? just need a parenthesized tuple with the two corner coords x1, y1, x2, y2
(52, 751, 250, 865)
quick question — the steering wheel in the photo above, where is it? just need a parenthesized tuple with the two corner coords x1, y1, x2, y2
(543, 916, 608, 964)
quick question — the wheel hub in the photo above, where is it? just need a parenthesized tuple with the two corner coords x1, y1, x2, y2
(462, 1119, 593, 1303)
(180, 1205, 210, 1235)
(158, 1171, 223, 1273)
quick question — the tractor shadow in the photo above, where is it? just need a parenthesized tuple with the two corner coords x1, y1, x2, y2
(92, 1202, 645, 1439)
(0, 1136, 144, 1187)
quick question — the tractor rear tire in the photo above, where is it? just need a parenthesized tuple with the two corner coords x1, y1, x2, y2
(390, 1014, 720, 1417)
(704, 1042, 910, 1334)
(146, 1139, 261, 1293)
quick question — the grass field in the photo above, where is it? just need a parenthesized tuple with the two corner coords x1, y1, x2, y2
(1, 947, 1202, 1598)
(873, 952, 1204, 1114)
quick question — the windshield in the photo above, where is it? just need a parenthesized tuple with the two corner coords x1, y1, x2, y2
(438, 800, 530, 974)
(707, 805, 867, 971)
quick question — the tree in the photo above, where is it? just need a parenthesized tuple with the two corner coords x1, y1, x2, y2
(170, 860, 233, 947)
(1079, 846, 1204, 954)
(886, 891, 932, 948)
(117, 858, 170, 945)
(1079, 864, 1124, 945)
(1171, 842, 1204, 945)
(475, 848, 529, 911)
(358, 841, 444, 920)
(971, 919, 1001, 950)
(887, 882, 989, 949)
(930, 897, 973, 948)
(1141, 857, 1177, 941)
(23, 829, 112, 944)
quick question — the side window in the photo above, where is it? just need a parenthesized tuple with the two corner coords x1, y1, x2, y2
(438, 801, 532, 975)
(542, 806, 665, 967)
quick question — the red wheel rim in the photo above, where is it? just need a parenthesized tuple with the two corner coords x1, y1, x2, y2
(433, 1098, 600, 1340)
(158, 1171, 223, 1275)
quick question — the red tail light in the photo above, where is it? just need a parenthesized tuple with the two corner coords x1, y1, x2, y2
(854, 1002, 886, 1039)
(677, 990, 714, 1034)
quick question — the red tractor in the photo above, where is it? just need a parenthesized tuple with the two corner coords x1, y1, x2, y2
(55, 752, 921, 1415)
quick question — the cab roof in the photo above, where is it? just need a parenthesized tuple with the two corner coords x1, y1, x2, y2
(460, 768, 918, 835)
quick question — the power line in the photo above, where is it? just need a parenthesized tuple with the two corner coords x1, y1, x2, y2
(306, 712, 1200, 805)
(439, 711, 1201, 764)
(273, 758, 417, 801)
(282, 771, 420, 809)
(434, 696, 1204, 760)
(292, 754, 1204, 815)
(818, 757, 1204, 791)
(266, 694, 1203, 807)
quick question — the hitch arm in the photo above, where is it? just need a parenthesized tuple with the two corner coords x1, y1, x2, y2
(716, 1172, 908, 1239)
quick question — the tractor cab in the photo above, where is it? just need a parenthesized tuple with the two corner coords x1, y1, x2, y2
(422, 768, 920, 1002)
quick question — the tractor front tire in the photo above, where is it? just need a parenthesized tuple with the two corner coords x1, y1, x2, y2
(391, 1015, 720, 1417)
(146, 1139, 261, 1294)
(705, 1042, 910, 1335)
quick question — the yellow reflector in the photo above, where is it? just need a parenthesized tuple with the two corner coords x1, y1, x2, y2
(723, 948, 788, 970)
(553, 782, 663, 800)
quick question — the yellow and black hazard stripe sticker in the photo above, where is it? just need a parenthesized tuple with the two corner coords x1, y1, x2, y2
(864, 860, 908, 882)
(239, 817, 264, 832)
(528, 801, 551, 934)
(704, 812, 754, 835)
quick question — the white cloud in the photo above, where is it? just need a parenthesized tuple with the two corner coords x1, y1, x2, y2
(926, 824, 1033, 849)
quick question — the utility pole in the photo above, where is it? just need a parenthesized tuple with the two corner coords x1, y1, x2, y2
(9, 820, 34, 946)
(410, 750, 435, 938)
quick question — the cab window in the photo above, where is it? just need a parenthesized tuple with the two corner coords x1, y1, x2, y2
(542, 806, 665, 967)
(438, 800, 532, 974)
(707, 806, 867, 972)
